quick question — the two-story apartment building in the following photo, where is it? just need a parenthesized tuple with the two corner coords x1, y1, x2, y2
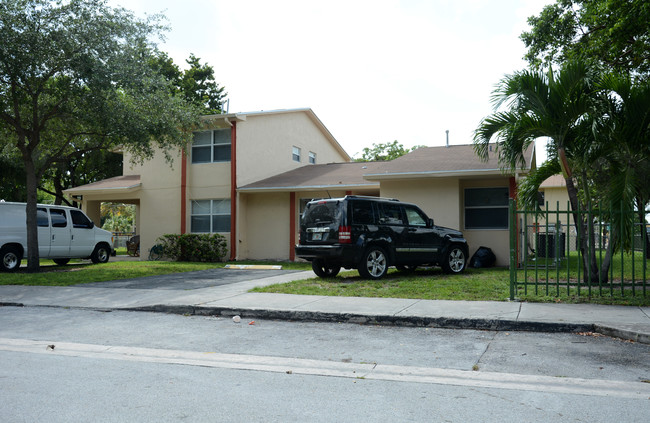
(66, 108, 536, 266)
(65, 108, 351, 259)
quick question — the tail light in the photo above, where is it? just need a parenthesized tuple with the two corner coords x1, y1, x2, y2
(338, 226, 351, 244)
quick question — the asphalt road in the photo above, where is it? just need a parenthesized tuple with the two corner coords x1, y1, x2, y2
(1, 307, 649, 422)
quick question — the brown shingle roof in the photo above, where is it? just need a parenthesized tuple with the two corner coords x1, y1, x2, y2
(239, 144, 535, 191)
(238, 162, 383, 192)
(364, 144, 534, 180)
(64, 175, 141, 194)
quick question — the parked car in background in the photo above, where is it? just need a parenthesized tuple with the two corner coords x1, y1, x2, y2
(295, 195, 469, 279)
(0, 202, 114, 271)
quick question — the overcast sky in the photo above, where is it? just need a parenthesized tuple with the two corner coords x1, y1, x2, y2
(110, 0, 552, 159)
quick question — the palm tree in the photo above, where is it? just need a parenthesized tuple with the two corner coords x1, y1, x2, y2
(594, 73, 650, 260)
(474, 61, 606, 283)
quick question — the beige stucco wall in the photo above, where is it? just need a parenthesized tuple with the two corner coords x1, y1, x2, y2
(379, 178, 461, 229)
(240, 192, 291, 260)
(540, 186, 573, 226)
(236, 112, 349, 187)
(460, 178, 511, 266)
(122, 149, 183, 255)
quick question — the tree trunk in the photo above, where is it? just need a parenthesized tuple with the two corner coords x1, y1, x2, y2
(23, 156, 41, 273)
(564, 175, 602, 284)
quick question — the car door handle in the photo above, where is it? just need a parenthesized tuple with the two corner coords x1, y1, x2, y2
(408, 228, 417, 232)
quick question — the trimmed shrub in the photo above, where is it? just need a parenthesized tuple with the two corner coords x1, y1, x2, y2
(156, 233, 228, 262)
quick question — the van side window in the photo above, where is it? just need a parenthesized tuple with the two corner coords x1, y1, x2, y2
(70, 210, 93, 229)
(37, 208, 49, 227)
(351, 201, 375, 225)
(378, 203, 403, 225)
(404, 206, 427, 227)
(50, 209, 67, 228)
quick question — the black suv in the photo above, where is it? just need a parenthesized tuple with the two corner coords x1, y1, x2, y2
(295, 196, 469, 279)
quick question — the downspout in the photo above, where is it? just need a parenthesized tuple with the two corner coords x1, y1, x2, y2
(290, 192, 296, 261)
(230, 121, 237, 261)
(180, 150, 187, 234)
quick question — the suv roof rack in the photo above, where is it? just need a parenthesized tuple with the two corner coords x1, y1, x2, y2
(344, 195, 400, 202)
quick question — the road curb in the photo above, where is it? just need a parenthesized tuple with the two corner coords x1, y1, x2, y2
(124, 304, 597, 334)
(594, 324, 650, 344)
(3, 302, 647, 344)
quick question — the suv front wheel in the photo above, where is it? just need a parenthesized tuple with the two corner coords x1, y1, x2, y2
(442, 244, 467, 274)
(312, 259, 341, 278)
(358, 246, 388, 279)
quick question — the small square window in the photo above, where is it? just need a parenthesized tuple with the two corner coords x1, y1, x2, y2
(309, 151, 316, 164)
(292, 146, 301, 162)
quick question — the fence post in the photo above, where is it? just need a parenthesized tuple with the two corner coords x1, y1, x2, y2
(509, 199, 516, 300)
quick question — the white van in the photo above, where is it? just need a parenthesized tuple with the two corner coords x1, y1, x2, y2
(0, 202, 114, 271)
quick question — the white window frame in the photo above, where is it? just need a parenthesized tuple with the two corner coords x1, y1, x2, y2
(191, 129, 231, 164)
(292, 146, 301, 162)
(190, 199, 231, 233)
(309, 151, 316, 164)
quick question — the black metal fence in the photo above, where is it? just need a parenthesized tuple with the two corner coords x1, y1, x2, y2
(509, 200, 648, 300)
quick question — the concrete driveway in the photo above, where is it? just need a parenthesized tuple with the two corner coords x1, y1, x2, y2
(75, 268, 304, 290)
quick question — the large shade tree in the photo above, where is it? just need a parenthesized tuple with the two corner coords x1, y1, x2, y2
(521, 0, 650, 77)
(0, 0, 201, 271)
(37, 52, 228, 207)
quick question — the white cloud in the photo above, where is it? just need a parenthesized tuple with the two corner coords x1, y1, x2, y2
(109, 0, 553, 156)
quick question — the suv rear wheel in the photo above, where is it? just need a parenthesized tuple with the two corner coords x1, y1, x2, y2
(442, 244, 467, 274)
(358, 246, 388, 279)
(312, 259, 341, 278)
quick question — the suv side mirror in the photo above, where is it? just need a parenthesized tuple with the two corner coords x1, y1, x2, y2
(428, 218, 434, 228)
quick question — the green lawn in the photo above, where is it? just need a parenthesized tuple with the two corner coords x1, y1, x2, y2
(252, 265, 650, 306)
(1, 258, 647, 306)
(252, 267, 512, 301)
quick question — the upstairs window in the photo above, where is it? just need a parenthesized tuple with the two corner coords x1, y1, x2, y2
(292, 146, 301, 162)
(464, 187, 509, 229)
(192, 129, 231, 164)
(309, 151, 316, 164)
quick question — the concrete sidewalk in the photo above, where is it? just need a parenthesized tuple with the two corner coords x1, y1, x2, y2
(1, 270, 649, 344)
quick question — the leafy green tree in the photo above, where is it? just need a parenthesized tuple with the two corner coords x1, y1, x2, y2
(100, 202, 135, 233)
(521, 0, 650, 76)
(40, 150, 123, 206)
(355, 141, 425, 162)
(0, 0, 201, 272)
(36, 52, 227, 207)
(181, 54, 227, 114)
(151, 52, 227, 115)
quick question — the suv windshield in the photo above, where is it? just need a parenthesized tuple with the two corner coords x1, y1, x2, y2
(303, 202, 341, 225)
